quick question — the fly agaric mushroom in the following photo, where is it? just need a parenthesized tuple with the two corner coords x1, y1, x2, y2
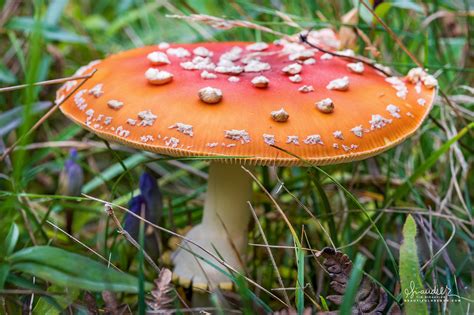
(56, 41, 437, 290)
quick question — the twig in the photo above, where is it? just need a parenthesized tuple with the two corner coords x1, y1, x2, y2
(18, 206, 37, 245)
(272, 283, 311, 291)
(248, 243, 321, 254)
(438, 89, 473, 136)
(420, 218, 456, 271)
(323, 207, 472, 225)
(0, 69, 97, 162)
(247, 201, 291, 306)
(166, 13, 286, 37)
(103, 203, 161, 274)
(299, 31, 391, 77)
(358, 0, 473, 136)
(275, 11, 303, 30)
(181, 241, 215, 292)
(336, 212, 385, 250)
(46, 220, 123, 272)
(0, 289, 55, 295)
(10, 140, 127, 151)
(103, 204, 193, 310)
(216, 213, 247, 273)
(147, 307, 242, 314)
(0, 137, 12, 172)
(0, 0, 20, 28)
(358, 0, 422, 68)
(241, 166, 300, 243)
(0, 73, 95, 93)
(83, 194, 288, 307)
(274, 175, 336, 249)
(28, 278, 35, 315)
(240, 166, 309, 298)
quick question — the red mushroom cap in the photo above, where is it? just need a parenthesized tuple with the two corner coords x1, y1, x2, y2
(57, 41, 437, 166)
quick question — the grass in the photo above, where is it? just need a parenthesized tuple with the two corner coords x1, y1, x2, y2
(0, 0, 473, 313)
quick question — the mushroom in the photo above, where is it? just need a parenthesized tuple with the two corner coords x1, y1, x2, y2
(56, 42, 437, 290)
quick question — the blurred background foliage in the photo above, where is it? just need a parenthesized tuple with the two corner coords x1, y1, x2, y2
(0, 0, 473, 313)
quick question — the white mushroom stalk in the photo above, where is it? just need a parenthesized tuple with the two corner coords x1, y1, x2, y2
(172, 162, 253, 288)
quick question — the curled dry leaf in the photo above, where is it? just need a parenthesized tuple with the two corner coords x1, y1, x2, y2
(320, 247, 388, 314)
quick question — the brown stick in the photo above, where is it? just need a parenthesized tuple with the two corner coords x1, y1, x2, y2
(299, 31, 392, 77)
(0, 73, 95, 93)
(46, 220, 123, 272)
(357, 0, 473, 136)
(104, 203, 161, 274)
(358, 0, 423, 68)
(84, 194, 288, 307)
(103, 203, 189, 310)
(247, 201, 291, 306)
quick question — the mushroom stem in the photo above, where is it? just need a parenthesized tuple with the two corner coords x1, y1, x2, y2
(202, 161, 253, 242)
(172, 161, 253, 288)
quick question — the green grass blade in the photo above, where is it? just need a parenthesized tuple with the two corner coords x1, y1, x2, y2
(0, 264, 10, 289)
(176, 245, 274, 312)
(296, 245, 305, 314)
(399, 215, 428, 315)
(5, 275, 63, 310)
(8, 246, 152, 293)
(12, 0, 44, 188)
(340, 253, 367, 315)
(271, 146, 399, 278)
(45, 0, 68, 25)
(106, 2, 162, 36)
(234, 274, 254, 315)
(0, 63, 16, 84)
(386, 122, 473, 206)
(309, 169, 338, 247)
(82, 153, 147, 193)
(3, 223, 19, 256)
(33, 284, 80, 314)
(316, 166, 399, 277)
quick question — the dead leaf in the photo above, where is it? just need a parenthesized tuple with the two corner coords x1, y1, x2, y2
(320, 247, 388, 314)
(147, 268, 174, 314)
(339, 8, 359, 49)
